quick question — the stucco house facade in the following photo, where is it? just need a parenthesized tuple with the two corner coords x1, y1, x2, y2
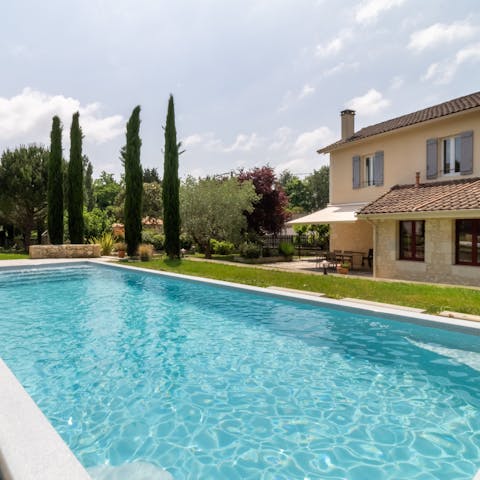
(291, 91, 480, 287)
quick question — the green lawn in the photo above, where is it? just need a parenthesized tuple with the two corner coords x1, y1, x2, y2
(136, 258, 480, 316)
(0, 252, 28, 260)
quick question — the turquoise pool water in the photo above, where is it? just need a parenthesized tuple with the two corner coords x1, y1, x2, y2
(0, 263, 479, 479)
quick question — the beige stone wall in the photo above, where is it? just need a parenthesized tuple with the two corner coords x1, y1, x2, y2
(329, 220, 373, 268)
(373, 218, 480, 287)
(29, 244, 101, 259)
(330, 109, 480, 205)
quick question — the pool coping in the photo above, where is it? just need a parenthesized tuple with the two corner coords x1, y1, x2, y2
(1, 258, 480, 480)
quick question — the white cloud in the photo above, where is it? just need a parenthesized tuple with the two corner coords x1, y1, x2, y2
(322, 61, 360, 78)
(390, 75, 404, 90)
(316, 30, 352, 57)
(346, 88, 391, 115)
(355, 0, 406, 24)
(0, 87, 123, 145)
(224, 133, 258, 152)
(408, 20, 478, 52)
(268, 127, 293, 151)
(291, 127, 336, 156)
(183, 133, 204, 147)
(421, 42, 480, 84)
(298, 84, 315, 100)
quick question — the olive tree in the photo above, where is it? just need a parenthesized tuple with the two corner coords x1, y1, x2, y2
(180, 176, 258, 258)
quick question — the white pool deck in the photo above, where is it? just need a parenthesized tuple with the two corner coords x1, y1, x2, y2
(0, 258, 479, 480)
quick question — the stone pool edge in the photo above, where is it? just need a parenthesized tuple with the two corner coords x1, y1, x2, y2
(1, 258, 480, 480)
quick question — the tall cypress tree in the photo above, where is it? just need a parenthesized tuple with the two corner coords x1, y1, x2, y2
(123, 106, 143, 257)
(83, 156, 94, 211)
(162, 95, 180, 259)
(68, 112, 84, 243)
(47, 116, 64, 244)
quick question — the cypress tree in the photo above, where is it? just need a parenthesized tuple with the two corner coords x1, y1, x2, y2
(68, 112, 84, 243)
(123, 106, 143, 257)
(83, 157, 94, 211)
(47, 116, 64, 244)
(162, 95, 181, 259)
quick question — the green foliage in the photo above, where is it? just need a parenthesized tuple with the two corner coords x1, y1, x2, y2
(89, 231, 114, 255)
(210, 239, 235, 255)
(239, 241, 262, 259)
(93, 172, 122, 210)
(180, 176, 258, 258)
(293, 224, 329, 249)
(0, 145, 49, 250)
(143, 167, 161, 183)
(68, 112, 84, 243)
(305, 166, 329, 211)
(84, 157, 94, 211)
(123, 106, 143, 257)
(163, 95, 181, 259)
(279, 241, 295, 257)
(143, 182, 163, 218)
(141, 230, 164, 251)
(83, 207, 111, 240)
(47, 116, 64, 244)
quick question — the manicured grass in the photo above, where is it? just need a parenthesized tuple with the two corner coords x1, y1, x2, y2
(136, 258, 480, 315)
(0, 252, 28, 260)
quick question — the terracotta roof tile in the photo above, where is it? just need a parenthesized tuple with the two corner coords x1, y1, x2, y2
(319, 91, 480, 153)
(358, 177, 480, 215)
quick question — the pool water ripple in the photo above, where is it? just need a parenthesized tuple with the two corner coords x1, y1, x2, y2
(0, 264, 480, 479)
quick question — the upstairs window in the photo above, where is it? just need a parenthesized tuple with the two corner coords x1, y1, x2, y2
(352, 151, 383, 188)
(442, 136, 461, 175)
(456, 219, 480, 266)
(399, 220, 425, 261)
(365, 155, 375, 186)
(426, 131, 473, 179)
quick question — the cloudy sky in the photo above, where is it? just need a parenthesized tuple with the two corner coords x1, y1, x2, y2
(1, 0, 479, 179)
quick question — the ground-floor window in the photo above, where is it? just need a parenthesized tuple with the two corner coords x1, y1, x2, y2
(399, 220, 425, 261)
(456, 219, 480, 266)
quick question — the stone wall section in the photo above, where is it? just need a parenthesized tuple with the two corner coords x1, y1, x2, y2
(373, 218, 480, 287)
(29, 244, 101, 259)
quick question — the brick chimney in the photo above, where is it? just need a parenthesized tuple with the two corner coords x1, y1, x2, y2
(341, 109, 355, 140)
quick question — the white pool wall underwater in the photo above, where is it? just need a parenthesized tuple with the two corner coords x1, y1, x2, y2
(0, 258, 479, 480)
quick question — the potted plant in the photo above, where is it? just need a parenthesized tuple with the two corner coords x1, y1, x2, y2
(337, 261, 350, 274)
(115, 241, 127, 258)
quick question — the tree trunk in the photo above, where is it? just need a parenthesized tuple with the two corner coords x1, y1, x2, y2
(204, 241, 212, 259)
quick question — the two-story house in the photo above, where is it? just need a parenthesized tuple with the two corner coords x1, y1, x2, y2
(290, 91, 480, 287)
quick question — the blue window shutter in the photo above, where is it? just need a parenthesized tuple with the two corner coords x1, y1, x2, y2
(374, 150, 384, 186)
(426, 138, 438, 179)
(352, 155, 360, 189)
(460, 130, 473, 175)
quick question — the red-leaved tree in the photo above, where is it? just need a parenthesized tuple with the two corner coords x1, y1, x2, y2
(237, 166, 290, 235)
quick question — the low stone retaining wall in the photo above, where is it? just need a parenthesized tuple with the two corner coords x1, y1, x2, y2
(29, 244, 101, 259)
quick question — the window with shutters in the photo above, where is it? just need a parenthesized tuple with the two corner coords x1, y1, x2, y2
(364, 155, 375, 186)
(442, 135, 461, 175)
(352, 151, 384, 188)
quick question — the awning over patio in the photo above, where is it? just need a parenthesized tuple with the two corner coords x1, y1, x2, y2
(287, 203, 367, 225)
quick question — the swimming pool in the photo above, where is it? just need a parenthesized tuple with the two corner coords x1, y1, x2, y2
(0, 263, 479, 479)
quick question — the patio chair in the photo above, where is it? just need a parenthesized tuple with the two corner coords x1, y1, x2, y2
(362, 249, 373, 269)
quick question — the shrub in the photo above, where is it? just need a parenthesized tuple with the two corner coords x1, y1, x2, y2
(180, 234, 193, 250)
(279, 241, 295, 257)
(138, 243, 154, 261)
(210, 239, 235, 255)
(142, 230, 164, 251)
(114, 241, 127, 251)
(89, 231, 114, 255)
(239, 241, 261, 259)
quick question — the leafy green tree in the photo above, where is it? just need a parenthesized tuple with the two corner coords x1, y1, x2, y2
(162, 95, 181, 258)
(284, 176, 313, 213)
(0, 145, 49, 250)
(93, 172, 122, 210)
(143, 167, 161, 183)
(48, 116, 64, 244)
(83, 156, 94, 212)
(306, 165, 329, 210)
(123, 106, 143, 256)
(84, 207, 111, 240)
(143, 182, 163, 218)
(68, 112, 84, 243)
(180, 176, 258, 258)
